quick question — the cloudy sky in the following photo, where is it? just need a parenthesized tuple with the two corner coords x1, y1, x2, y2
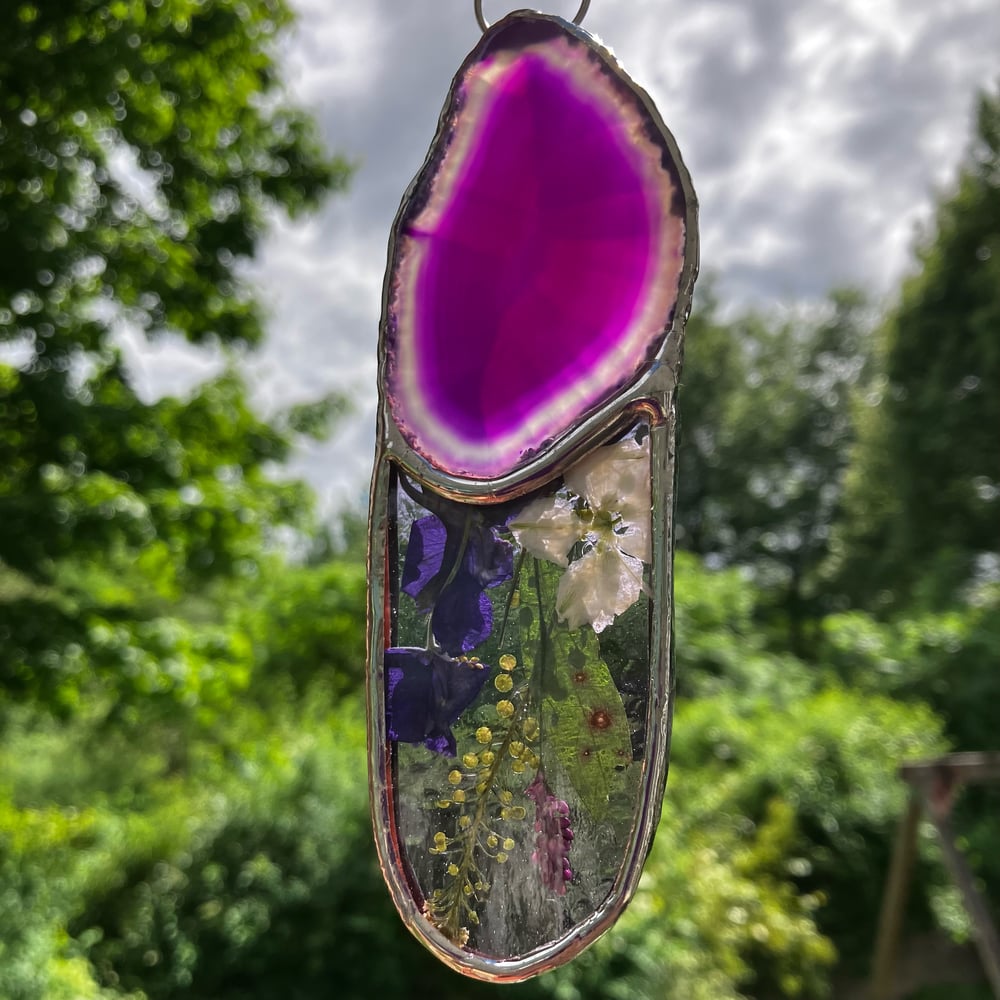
(127, 0, 1000, 516)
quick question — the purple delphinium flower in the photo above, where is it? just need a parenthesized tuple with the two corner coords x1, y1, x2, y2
(402, 512, 514, 653)
(386, 647, 492, 757)
(525, 771, 574, 895)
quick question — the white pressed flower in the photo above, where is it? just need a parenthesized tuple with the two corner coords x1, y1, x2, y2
(555, 542, 644, 633)
(511, 494, 581, 567)
(564, 436, 651, 564)
(512, 436, 651, 633)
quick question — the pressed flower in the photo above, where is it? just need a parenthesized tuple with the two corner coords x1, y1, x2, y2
(512, 436, 651, 633)
(401, 511, 514, 653)
(385, 647, 492, 757)
(429, 579, 494, 654)
(555, 542, 644, 633)
(510, 494, 581, 566)
(525, 771, 574, 895)
(565, 436, 651, 565)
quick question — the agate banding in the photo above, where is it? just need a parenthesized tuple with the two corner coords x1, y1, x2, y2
(384, 17, 687, 480)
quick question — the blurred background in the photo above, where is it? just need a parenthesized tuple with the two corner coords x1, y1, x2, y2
(1, 1, 999, 997)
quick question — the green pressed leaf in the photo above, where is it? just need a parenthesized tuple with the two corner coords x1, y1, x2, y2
(519, 556, 634, 820)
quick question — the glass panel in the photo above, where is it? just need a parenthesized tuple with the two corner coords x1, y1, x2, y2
(385, 423, 652, 959)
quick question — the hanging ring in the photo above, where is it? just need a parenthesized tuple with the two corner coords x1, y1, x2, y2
(474, 1, 591, 33)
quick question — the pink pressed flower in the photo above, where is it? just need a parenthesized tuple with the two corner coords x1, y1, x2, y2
(525, 772, 574, 895)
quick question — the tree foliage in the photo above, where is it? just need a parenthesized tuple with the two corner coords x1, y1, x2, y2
(1, 558, 947, 1000)
(835, 86, 1000, 609)
(0, 0, 351, 710)
(2, 0, 346, 356)
(677, 285, 875, 650)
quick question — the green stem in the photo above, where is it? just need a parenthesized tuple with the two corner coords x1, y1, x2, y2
(495, 549, 525, 649)
(430, 700, 529, 943)
(528, 554, 557, 708)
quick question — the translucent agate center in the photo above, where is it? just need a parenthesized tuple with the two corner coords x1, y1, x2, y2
(385, 19, 686, 479)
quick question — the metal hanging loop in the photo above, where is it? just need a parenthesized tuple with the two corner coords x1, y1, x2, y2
(474, 1, 591, 33)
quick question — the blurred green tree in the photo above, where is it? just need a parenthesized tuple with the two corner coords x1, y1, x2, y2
(677, 285, 875, 651)
(0, 0, 351, 709)
(51, 558, 945, 1000)
(834, 85, 1000, 611)
(0, 3, 363, 996)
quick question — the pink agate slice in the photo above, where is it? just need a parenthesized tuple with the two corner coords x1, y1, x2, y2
(385, 17, 686, 480)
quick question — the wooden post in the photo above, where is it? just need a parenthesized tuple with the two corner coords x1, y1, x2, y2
(925, 807, 1000, 998)
(869, 753, 1000, 1000)
(870, 792, 921, 1000)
